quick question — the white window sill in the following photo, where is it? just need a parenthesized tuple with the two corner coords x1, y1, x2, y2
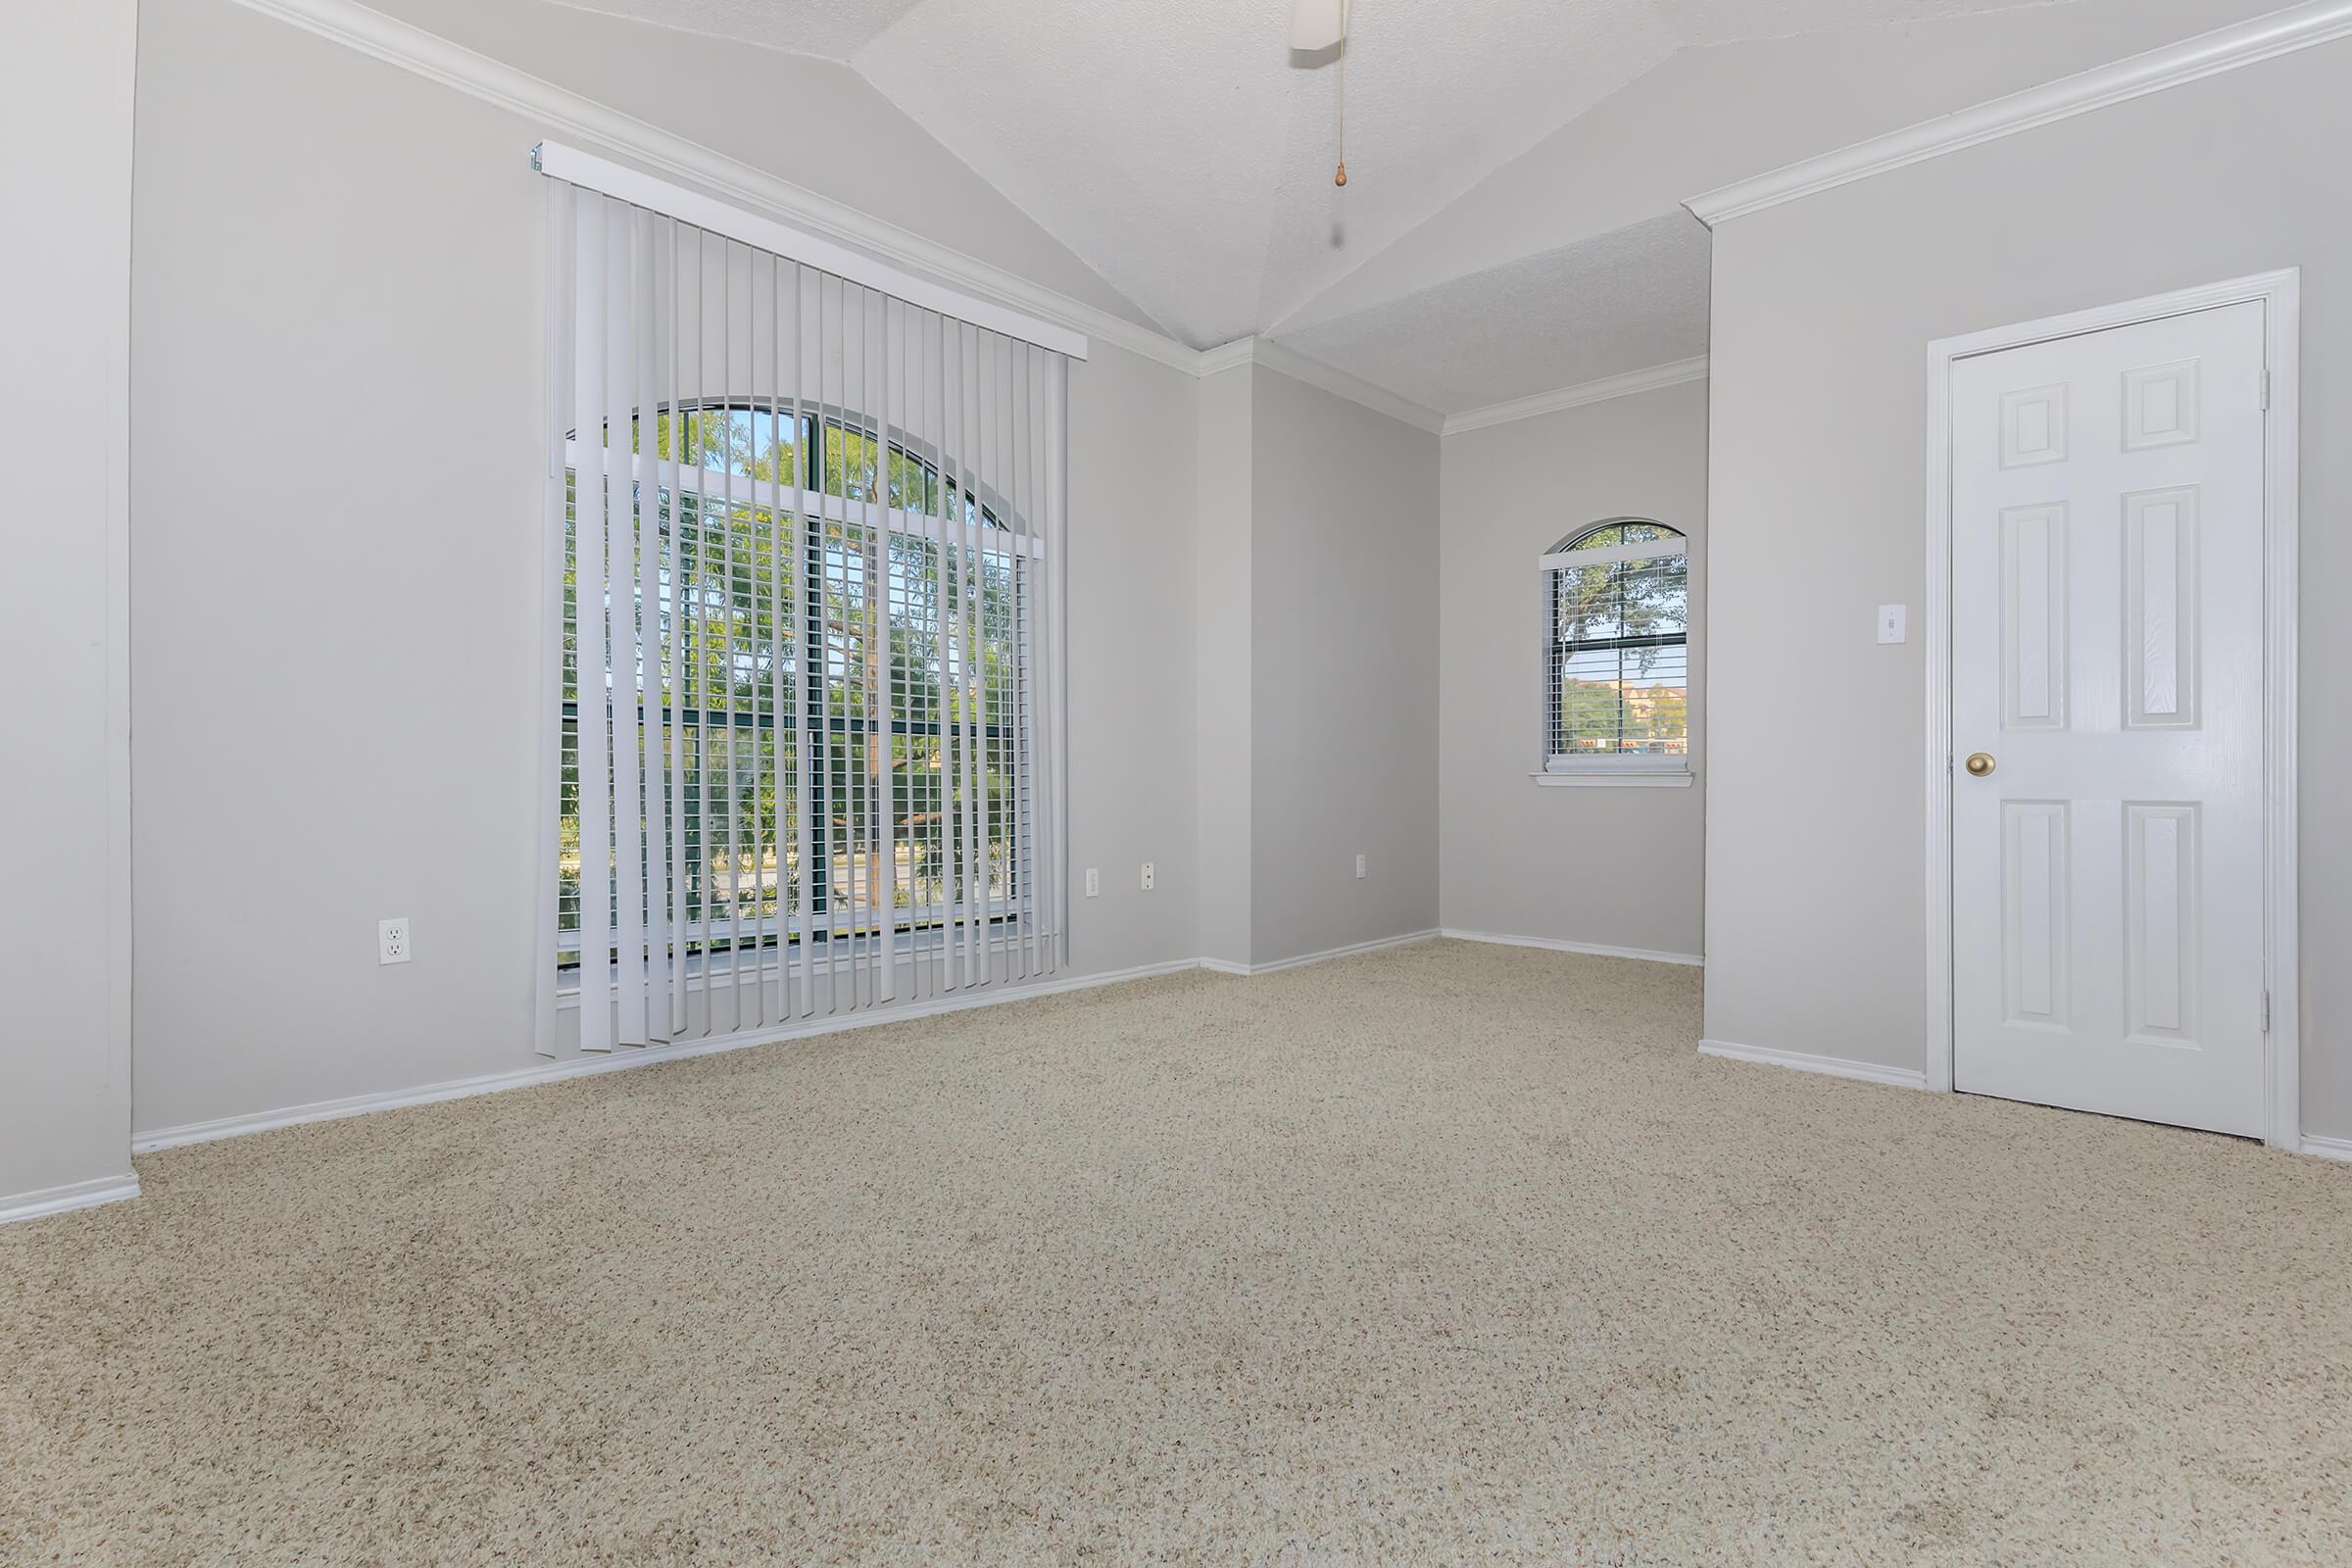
(1530, 769, 1693, 789)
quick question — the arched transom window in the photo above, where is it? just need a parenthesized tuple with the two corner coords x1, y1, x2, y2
(1541, 518, 1690, 780)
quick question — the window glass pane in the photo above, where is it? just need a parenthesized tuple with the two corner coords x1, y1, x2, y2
(1547, 545, 1689, 760)
(560, 400, 1039, 974)
(656, 405, 801, 487)
(1562, 518, 1680, 553)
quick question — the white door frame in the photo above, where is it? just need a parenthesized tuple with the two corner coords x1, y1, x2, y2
(1922, 269, 2301, 1148)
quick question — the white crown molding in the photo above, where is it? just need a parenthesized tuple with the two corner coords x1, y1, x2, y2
(1254, 339, 1445, 432)
(1687, 0, 2352, 225)
(1200, 336, 1447, 433)
(1442, 357, 1709, 437)
(1197, 338, 1256, 377)
(225, 0, 1200, 374)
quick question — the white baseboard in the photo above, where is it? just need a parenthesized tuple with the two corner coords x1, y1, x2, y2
(0, 1171, 142, 1226)
(132, 958, 1200, 1153)
(1441, 928, 1704, 967)
(88, 938, 2352, 1176)
(138, 932, 1446, 1152)
(1697, 1038, 1930, 1091)
(1200, 929, 1440, 978)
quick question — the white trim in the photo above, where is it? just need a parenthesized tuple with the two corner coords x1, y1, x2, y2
(1924, 320, 1957, 1096)
(122, 929, 1717, 1155)
(222, 0, 1190, 371)
(1441, 929, 1704, 967)
(1923, 270, 2301, 1146)
(1530, 769, 1691, 789)
(1443, 358, 1709, 437)
(1197, 337, 1446, 434)
(132, 959, 1200, 1153)
(2300, 1135, 2352, 1164)
(1196, 339, 1255, 377)
(0, 1172, 141, 1227)
(2263, 277, 2305, 1155)
(101, 0, 137, 1211)
(1199, 929, 1440, 978)
(534, 141, 1084, 359)
(1697, 1039, 1929, 1091)
(1687, 1, 2352, 225)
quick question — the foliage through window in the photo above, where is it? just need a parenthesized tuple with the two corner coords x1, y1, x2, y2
(559, 401, 1032, 972)
(1544, 518, 1689, 768)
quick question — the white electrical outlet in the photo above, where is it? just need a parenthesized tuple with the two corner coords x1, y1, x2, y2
(1355, 853, 1367, 879)
(1140, 861, 1155, 892)
(377, 917, 412, 965)
(1085, 867, 1101, 898)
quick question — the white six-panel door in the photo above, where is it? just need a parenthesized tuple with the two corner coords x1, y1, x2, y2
(1949, 301, 2268, 1137)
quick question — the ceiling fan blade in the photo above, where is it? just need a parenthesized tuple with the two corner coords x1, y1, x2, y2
(1290, 0, 1346, 52)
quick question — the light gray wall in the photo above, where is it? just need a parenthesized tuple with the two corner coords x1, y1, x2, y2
(0, 0, 138, 1207)
(127, 0, 1200, 1136)
(1439, 379, 1707, 957)
(1248, 366, 1441, 965)
(1704, 39, 2352, 1139)
(1193, 366, 1255, 967)
(1066, 344, 1201, 978)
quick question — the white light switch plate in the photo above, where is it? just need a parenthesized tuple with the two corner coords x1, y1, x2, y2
(1878, 604, 1907, 644)
(1085, 867, 1100, 898)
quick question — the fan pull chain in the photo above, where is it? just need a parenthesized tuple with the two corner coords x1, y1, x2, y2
(1333, 14, 1348, 187)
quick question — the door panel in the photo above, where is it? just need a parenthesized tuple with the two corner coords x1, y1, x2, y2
(2001, 800, 2069, 1031)
(1950, 301, 2267, 1137)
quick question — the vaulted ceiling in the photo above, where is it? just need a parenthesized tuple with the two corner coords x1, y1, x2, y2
(549, 0, 2289, 411)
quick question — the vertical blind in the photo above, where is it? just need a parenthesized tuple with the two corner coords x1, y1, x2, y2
(535, 174, 1069, 1056)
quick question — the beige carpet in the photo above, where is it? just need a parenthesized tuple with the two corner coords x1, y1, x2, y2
(4, 941, 2348, 1565)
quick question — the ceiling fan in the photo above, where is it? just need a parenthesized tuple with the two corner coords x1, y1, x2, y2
(1290, 0, 1351, 186)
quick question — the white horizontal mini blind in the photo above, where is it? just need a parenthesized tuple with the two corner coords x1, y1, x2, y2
(1543, 538, 1689, 766)
(536, 178, 1068, 1057)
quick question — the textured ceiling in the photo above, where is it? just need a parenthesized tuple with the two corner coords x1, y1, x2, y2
(852, 0, 1687, 347)
(548, 0, 924, 55)
(560, 0, 2084, 349)
(1276, 213, 1711, 415)
(1655, 0, 2079, 41)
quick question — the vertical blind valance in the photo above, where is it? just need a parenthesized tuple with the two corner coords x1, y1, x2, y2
(534, 168, 1070, 1060)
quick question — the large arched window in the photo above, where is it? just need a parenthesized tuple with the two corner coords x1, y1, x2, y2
(541, 184, 1070, 1060)
(559, 396, 1040, 979)
(1540, 518, 1690, 782)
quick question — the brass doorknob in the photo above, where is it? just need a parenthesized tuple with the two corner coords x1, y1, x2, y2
(1965, 752, 1996, 777)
